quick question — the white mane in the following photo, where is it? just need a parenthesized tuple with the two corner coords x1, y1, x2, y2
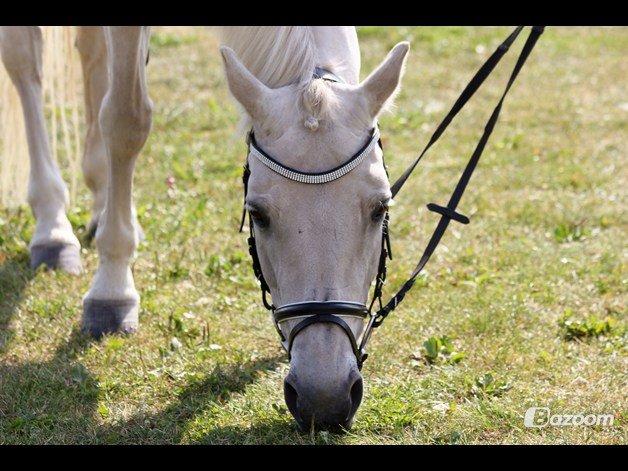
(219, 27, 337, 131)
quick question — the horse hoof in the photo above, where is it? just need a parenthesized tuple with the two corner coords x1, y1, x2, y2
(30, 243, 82, 275)
(82, 298, 139, 338)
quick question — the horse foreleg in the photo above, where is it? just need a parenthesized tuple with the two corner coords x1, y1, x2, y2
(76, 26, 145, 244)
(76, 26, 108, 242)
(0, 26, 81, 274)
(82, 26, 152, 337)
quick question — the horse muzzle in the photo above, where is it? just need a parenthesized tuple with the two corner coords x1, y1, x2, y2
(276, 301, 367, 431)
(284, 363, 363, 432)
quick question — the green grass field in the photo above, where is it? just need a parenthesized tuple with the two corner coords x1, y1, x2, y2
(0, 26, 626, 444)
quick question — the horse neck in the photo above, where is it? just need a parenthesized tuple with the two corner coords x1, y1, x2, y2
(310, 27, 361, 85)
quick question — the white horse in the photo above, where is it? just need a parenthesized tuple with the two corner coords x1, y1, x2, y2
(0, 26, 408, 430)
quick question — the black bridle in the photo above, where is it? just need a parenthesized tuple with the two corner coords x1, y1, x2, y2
(239, 26, 544, 369)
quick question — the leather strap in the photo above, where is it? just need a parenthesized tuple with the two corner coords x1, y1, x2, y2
(391, 26, 527, 197)
(287, 314, 363, 367)
(274, 301, 368, 322)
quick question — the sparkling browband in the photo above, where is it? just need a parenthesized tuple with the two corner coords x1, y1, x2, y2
(248, 127, 380, 184)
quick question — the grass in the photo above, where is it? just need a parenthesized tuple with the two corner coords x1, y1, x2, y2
(0, 27, 626, 444)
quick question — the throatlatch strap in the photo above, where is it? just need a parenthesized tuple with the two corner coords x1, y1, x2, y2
(373, 26, 545, 327)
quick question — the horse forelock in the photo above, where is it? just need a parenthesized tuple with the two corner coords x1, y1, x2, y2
(220, 26, 340, 132)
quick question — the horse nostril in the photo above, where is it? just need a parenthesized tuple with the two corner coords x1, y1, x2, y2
(283, 377, 301, 424)
(347, 375, 363, 424)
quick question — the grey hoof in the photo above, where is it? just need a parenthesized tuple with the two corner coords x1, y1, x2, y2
(82, 298, 139, 338)
(30, 243, 82, 275)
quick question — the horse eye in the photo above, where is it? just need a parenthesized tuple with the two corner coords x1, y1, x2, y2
(249, 208, 269, 228)
(371, 201, 389, 222)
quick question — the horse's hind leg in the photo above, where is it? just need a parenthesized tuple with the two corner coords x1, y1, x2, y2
(0, 26, 82, 274)
(82, 27, 152, 337)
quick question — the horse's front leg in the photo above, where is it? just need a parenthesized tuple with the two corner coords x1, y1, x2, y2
(0, 26, 82, 274)
(82, 26, 152, 337)
(75, 26, 109, 241)
(75, 26, 145, 244)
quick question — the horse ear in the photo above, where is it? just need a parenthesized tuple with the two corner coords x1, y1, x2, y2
(359, 42, 410, 118)
(220, 46, 270, 120)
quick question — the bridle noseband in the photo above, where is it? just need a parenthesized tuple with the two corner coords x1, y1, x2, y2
(275, 302, 369, 361)
(238, 27, 545, 370)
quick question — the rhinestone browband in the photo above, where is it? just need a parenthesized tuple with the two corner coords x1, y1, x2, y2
(248, 127, 380, 184)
